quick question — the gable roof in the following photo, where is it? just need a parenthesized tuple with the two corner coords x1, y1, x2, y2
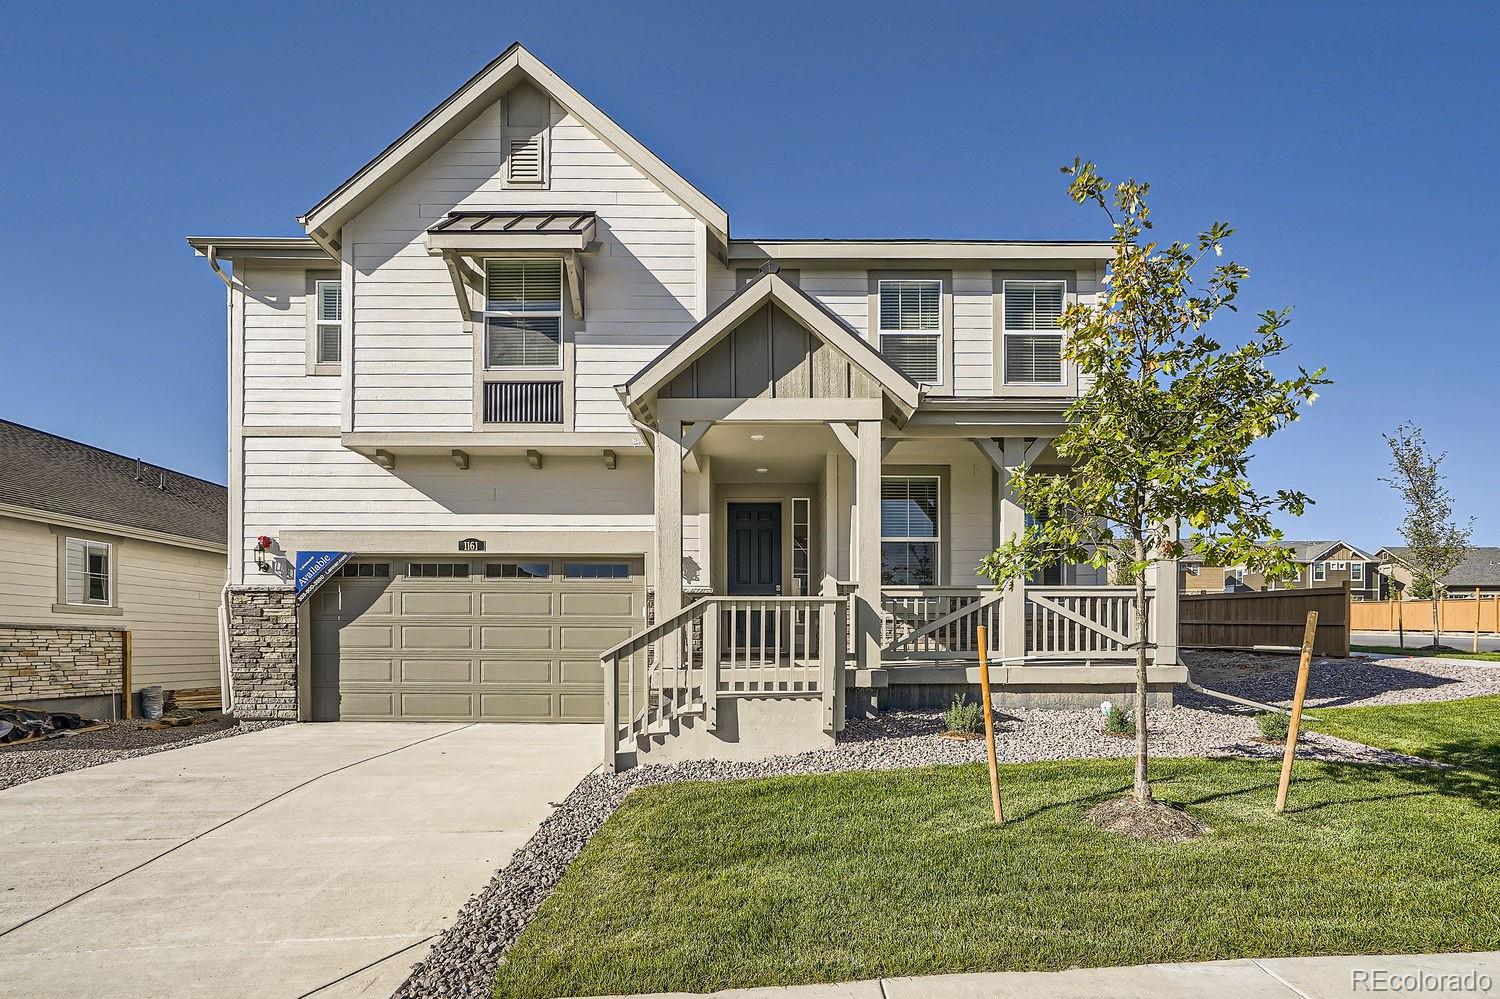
(620, 271, 923, 420)
(1286, 540, 1372, 563)
(299, 43, 728, 252)
(1379, 547, 1500, 588)
(0, 420, 226, 549)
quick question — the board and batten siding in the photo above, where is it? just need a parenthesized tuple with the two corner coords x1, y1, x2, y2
(0, 514, 224, 692)
(241, 264, 341, 427)
(237, 437, 654, 585)
(343, 96, 705, 434)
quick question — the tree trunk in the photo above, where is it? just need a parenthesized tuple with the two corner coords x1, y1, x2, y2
(1431, 594, 1441, 649)
(1133, 539, 1152, 803)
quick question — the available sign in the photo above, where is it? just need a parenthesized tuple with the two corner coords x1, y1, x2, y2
(295, 550, 353, 605)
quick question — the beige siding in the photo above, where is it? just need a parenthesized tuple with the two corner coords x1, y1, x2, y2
(0, 515, 224, 692)
(344, 95, 702, 434)
(242, 265, 341, 427)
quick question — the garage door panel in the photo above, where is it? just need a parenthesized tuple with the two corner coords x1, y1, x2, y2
(480, 692, 553, 720)
(559, 693, 605, 721)
(480, 625, 553, 650)
(479, 591, 554, 616)
(342, 624, 396, 650)
(400, 658, 476, 683)
(340, 691, 396, 719)
(479, 659, 553, 684)
(561, 590, 637, 616)
(400, 624, 474, 650)
(561, 625, 634, 651)
(400, 691, 475, 718)
(559, 659, 604, 685)
(400, 590, 475, 616)
(340, 658, 396, 683)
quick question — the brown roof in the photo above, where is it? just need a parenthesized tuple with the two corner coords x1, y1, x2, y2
(0, 420, 226, 546)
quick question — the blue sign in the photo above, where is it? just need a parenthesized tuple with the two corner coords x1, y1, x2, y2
(295, 551, 353, 605)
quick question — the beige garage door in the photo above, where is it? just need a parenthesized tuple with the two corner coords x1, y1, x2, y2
(309, 557, 644, 722)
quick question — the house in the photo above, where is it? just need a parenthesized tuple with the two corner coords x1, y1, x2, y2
(1376, 547, 1500, 598)
(0, 420, 227, 717)
(189, 44, 1183, 768)
(1182, 540, 1381, 600)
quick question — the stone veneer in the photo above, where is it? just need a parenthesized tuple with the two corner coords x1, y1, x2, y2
(0, 623, 123, 702)
(227, 587, 298, 720)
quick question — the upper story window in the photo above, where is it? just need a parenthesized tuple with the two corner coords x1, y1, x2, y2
(503, 83, 550, 188)
(877, 279, 941, 384)
(64, 538, 112, 606)
(1313, 561, 1326, 581)
(881, 476, 940, 586)
(1351, 561, 1364, 581)
(1002, 280, 1066, 384)
(315, 280, 342, 363)
(485, 259, 562, 368)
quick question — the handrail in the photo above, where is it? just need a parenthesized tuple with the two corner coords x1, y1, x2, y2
(598, 595, 716, 661)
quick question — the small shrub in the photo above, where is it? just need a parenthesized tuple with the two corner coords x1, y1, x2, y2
(944, 694, 984, 734)
(1256, 711, 1293, 742)
(1104, 704, 1135, 736)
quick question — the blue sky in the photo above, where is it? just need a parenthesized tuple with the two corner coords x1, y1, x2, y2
(2, 1, 1495, 548)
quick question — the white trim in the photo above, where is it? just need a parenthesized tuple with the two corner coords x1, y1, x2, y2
(0, 503, 227, 555)
(482, 257, 565, 370)
(63, 536, 113, 607)
(729, 241, 1114, 262)
(1000, 278, 1068, 386)
(876, 278, 943, 386)
(1313, 561, 1326, 582)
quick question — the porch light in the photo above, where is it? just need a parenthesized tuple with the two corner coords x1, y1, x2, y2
(755, 467, 769, 474)
(749, 434, 765, 442)
(254, 535, 274, 574)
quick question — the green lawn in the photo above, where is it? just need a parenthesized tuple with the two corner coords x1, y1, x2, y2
(1353, 644, 1500, 662)
(492, 758, 1500, 998)
(1308, 694, 1500, 779)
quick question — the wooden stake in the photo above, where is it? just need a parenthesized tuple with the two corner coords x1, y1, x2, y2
(1275, 610, 1319, 813)
(976, 625, 1004, 824)
(120, 630, 133, 721)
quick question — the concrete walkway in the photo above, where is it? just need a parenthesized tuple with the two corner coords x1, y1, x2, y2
(616, 952, 1500, 998)
(0, 722, 601, 999)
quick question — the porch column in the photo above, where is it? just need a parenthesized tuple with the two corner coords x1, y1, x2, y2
(998, 438, 1027, 660)
(820, 451, 841, 597)
(855, 420, 882, 669)
(1151, 519, 1180, 665)
(654, 416, 684, 620)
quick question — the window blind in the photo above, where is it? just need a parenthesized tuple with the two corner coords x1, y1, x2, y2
(1003, 281, 1065, 330)
(485, 260, 562, 367)
(1004, 335, 1063, 383)
(315, 280, 342, 363)
(878, 280, 941, 331)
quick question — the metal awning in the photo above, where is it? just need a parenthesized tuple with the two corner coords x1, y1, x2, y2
(423, 211, 597, 251)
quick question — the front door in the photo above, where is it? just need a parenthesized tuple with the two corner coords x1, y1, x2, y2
(727, 502, 782, 595)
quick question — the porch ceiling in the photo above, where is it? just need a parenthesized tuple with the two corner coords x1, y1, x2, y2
(697, 423, 834, 482)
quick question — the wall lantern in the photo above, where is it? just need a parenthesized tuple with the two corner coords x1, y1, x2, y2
(254, 535, 274, 573)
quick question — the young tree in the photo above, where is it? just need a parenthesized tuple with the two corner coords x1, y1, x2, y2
(1381, 423, 1473, 648)
(979, 161, 1328, 805)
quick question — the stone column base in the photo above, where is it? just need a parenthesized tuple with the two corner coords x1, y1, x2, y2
(227, 587, 298, 720)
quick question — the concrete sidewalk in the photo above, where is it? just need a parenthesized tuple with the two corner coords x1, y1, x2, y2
(616, 951, 1500, 998)
(0, 722, 601, 998)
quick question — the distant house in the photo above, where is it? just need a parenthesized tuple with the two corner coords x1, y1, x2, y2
(1180, 540, 1381, 599)
(1376, 547, 1500, 598)
(0, 420, 227, 717)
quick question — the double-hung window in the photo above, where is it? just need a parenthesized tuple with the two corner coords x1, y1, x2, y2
(64, 538, 112, 606)
(1350, 562, 1364, 582)
(880, 476, 939, 586)
(877, 279, 941, 384)
(485, 259, 563, 368)
(1002, 280, 1066, 384)
(314, 280, 342, 363)
(1313, 561, 1326, 582)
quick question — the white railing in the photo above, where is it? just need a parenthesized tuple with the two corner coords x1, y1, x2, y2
(601, 595, 845, 770)
(881, 585, 1154, 662)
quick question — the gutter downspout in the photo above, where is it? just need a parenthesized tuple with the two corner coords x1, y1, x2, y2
(218, 580, 233, 714)
(206, 244, 234, 289)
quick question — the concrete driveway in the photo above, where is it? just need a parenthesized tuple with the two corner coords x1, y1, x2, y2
(0, 722, 600, 998)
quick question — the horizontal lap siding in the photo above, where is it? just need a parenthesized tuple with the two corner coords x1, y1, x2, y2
(0, 516, 224, 691)
(953, 269, 992, 394)
(242, 266, 340, 426)
(239, 437, 654, 584)
(346, 101, 702, 433)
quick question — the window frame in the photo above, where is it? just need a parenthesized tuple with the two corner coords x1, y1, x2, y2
(474, 256, 574, 431)
(482, 257, 565, 372)
(879, 473, 943, 587)
(993, 270, 1078, 396)
(501, 82, 552, 190)
(305, 270, 343, 376)
(51, 528, 123, 616)
(563, 562, 632, 580)
(868, 271, 951, 389)
(1313, 561, 1326, 582)
(485, 561, 552, 580)
(406, 561, 471, 580)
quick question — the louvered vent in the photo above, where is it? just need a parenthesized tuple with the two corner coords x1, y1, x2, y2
(506, 135, 545, 185)
(1003, 280, 1066, 384)
(484, 381, 563, 424)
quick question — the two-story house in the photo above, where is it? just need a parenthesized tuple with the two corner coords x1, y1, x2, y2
(1182, 540, 1381, 600)
(191, 44, 1182, 768)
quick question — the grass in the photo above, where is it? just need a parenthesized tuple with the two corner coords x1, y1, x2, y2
(492, 758, 1500, 998)
(1307, 694, 1500, 780)
(1353, 644, 1500, 662)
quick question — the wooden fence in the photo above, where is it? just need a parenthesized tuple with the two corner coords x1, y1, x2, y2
(1349, 594, 1500, 634)
(1180, 584, 1349, 658)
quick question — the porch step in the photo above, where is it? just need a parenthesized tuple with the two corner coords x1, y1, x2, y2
(644, 701, 705, 736)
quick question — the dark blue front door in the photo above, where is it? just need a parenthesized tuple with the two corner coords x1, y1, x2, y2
(727, 502, 781, 595)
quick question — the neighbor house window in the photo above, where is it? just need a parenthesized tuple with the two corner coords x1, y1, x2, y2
(1002, 280, 1066, 383)
(485, 259, 562, 368)
(1313, 562, 1326, 581)
(877, 279, 941, 384)
(64, 538, 112, 606)
(315, 280, 342, 363)
(1351, 562, 1363, 582)
(881, 476, 939, 586)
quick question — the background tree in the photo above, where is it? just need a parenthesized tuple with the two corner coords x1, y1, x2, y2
(979, 161, 1328, 807)
(1381, 422, 1473, 648)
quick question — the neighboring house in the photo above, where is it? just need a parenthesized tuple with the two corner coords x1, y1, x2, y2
(190, 44, 1183, 768)
(0, 420, 228, 717)
(1179, 559, 1256, 594)
(1183, 541, 1381, 599)
(1376, 547, 1500, 598)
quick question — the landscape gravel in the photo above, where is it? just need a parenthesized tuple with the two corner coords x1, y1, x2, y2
(1184, 648, 1500, 708)
(392, 671, 1444, 999)
(0, 718, 288, 790)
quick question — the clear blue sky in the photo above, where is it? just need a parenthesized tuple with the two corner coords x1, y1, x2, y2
(2, 1, 1495, 548)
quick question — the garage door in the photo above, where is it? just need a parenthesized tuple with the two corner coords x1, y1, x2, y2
(309, 557, 644, 722)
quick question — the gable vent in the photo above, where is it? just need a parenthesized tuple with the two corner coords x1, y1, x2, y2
(506, 136, 545, 185)
(484, 381, 563, 424)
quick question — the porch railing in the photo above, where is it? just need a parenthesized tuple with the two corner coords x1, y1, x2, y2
(601, 595, 845, 770)
(882, 585, 1154, 661)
